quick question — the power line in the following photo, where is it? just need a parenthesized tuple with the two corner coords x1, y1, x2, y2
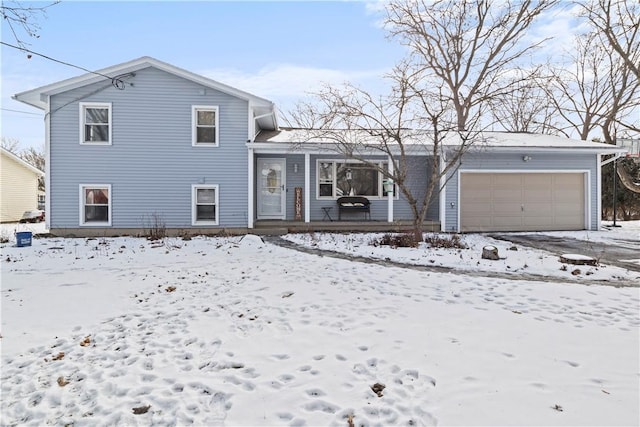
(1, 41, 133, 89)
(1, 108, 43, 116)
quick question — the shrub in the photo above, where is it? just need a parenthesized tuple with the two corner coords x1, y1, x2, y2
(142, 213, 167, 241)
(424, 233, 467, 249)
(371, 233, 419, 248)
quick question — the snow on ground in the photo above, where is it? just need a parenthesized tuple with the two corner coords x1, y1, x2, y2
(1, 222, 639, 426)
(283, 227, 639, 285)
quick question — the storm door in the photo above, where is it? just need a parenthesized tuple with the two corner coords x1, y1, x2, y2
(257, 158, 286, 219)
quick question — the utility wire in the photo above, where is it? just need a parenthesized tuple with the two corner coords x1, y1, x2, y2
(1, 41, 133, 89)
(1, 108, 43, 115)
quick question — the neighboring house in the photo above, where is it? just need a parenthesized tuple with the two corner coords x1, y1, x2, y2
(0, 147, 45, 223)
(13, 57, 625, 236)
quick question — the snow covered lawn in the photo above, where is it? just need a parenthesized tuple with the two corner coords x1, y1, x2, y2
(1, 224, 639, 426)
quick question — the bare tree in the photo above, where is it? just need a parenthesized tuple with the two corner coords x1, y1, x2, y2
(541, 24, 639, 194)
(543, 31, 632, 141)
(1, 0, 59, 49)
(1, 137, 21, 153)
(287, 0, 559, 239)
(288, 62, 479, 239)
(581, 0, 640, 80)
(385, 0, 559, 131)
(20, 145, 45, 171)
(488, 70, 563, 134)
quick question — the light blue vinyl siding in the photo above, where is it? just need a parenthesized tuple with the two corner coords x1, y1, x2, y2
(257, 154, 439, 221)
(444, 151, 599, 231)
(49, 66, 250, 228)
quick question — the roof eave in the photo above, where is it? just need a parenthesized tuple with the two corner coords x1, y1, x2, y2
(13, 56, 275, 110)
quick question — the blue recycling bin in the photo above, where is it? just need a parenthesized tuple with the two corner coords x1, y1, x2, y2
(16, 231, 32, 247)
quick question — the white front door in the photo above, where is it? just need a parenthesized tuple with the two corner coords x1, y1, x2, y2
(257, 158, 286, 219)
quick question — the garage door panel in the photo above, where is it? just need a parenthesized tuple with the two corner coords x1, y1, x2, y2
(493, 190, 521, 201)
(461, 205, 492, 215)
(492, 216, 523, 227)
(493, 201, 523, 214)
(524, 216, 554, 226)
(460, 172, 585, 232)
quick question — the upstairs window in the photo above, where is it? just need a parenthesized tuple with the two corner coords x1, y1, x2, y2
(192, 106, 219, 146)
(80, 102, 112, 145)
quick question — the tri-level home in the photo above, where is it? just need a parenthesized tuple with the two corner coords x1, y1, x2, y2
(14, 57, 625, 236)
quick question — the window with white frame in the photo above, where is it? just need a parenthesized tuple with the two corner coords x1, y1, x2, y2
(192, 106, 219, 146)
(80, 185, 111, 225)
(80, 102, 112, 144)
(192, 185, 219, 225)
(317, 160, 393, 199)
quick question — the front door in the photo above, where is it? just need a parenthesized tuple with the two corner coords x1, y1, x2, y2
(257, 158, 286, 219)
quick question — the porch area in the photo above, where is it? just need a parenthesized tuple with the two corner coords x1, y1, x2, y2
(253, 220, 441, 235)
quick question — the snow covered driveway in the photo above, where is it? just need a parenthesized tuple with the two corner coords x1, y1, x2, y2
(1, 232, 639, 426)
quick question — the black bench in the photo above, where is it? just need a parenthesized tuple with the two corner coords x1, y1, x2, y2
(337, 196, 371, 220)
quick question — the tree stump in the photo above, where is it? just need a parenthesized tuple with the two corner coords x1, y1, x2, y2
(559, 254, 597, 266)
(482, 245, 500, 260)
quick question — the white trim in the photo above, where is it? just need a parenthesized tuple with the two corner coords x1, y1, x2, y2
(79, 102, 112, 145)
(79, 184, 112, 226)
(439, 153, 446, 232)
(191, 105, 219, 147)
(596, 154, 602, 230)
(387, 156, 394, 222)
(248, 148, 254, 228)
(192, 184, 219, 226)
(14, 56, 275, 111)
(304, 153, 310, 223)
(457, 170, 591, 232)
(585, 170, 592, 230)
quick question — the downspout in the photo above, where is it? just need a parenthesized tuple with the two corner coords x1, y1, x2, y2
(248, 147, 254, 229)
(44, 95, 51, 230)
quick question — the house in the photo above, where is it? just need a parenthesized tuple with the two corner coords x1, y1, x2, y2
(0, 147, 45, 223)
(13, 57, 625, 236)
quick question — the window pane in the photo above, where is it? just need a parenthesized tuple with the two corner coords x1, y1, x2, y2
(197, 205, 216, 221)
(336, 163, 378, 196)
(85, 206, 109, 222)
(319, 183, 333, 197)
(197, 127, 216, 143)
(85, 124, 109, 142)
(85, 188, 109, 204)
(318, 162, 333, 181)
(197, 110, 215, 126)
(85, 108, 109, 124)
(197, 188, 215, 204)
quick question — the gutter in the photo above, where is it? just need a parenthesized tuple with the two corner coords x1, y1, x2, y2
(600, 152, 624, 166)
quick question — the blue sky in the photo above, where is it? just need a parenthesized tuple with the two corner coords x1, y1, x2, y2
(2, 1, 403, 149)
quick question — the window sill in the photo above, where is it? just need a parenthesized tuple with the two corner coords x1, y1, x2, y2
(192, 221, 219, 226)
(192, 143, 219, 148)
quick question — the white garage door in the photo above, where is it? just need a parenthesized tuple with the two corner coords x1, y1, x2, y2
(460, 172, 586, 232)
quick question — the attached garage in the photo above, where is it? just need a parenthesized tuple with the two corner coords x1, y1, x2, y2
(459, 172, 587, 232)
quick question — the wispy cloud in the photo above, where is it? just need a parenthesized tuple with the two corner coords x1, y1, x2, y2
(199, 63, 392, 113)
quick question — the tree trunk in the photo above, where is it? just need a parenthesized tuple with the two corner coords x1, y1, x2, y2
(617, 162, 640, 194)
